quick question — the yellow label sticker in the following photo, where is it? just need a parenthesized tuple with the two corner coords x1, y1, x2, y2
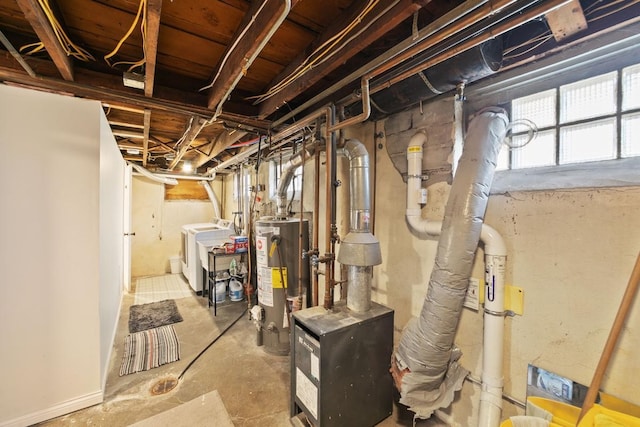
(271, 267, 288, 288)
(408, 146, 422, 153)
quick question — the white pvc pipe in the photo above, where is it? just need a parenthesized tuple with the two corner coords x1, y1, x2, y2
(130, 162, 178, 185)
(405, 131, 443, 237)
(200, 180, 222, 220)
(479, 252, 506, 427)
(405, 130, 507, 427)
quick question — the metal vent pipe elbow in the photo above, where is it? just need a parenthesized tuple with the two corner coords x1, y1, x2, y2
(275, 145, 315, 220)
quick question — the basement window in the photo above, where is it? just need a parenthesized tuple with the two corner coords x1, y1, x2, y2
(268, 158, 302, 201)
(492, 62, 640, 192)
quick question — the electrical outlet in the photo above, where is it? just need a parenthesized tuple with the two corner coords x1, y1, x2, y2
(464, 278, 480, 310)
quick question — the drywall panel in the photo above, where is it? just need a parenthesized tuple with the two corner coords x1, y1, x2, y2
(0, 85, 103, 425)
(98, 111, 124, 387)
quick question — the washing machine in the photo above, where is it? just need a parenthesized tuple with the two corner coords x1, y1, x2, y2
(181, 219, 233, 293)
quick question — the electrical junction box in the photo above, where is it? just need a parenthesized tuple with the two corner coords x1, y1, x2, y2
(290, 301, 394, 427)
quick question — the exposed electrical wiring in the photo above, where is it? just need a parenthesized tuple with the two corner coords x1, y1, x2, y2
(20, 0, 94, 61)
(503, 34, 554, 60)
(585, 0, 640, 21)
(504, 0, 640, 61)
(248, 0, 387, 104)
(104, 0, 147, 72)
(174, 116, 195, 149)
(199, 0, 271, 92)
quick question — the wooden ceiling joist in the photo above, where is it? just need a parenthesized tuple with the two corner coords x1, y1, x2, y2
(0, 51, 269, 131)
(142, 109, 151, 166)
(15, 0, 74, 81)
(257, 0, 431, 118)
(144, 0, 162, 98)
(206, 0, 300, 111)
(168, 116, 207, 170)
(194, 130, 248, 168)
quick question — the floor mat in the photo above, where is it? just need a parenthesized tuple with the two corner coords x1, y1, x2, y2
(129, 299, 183, 333)
(134, 274, 193, 305)
(120, 325, 180, 376)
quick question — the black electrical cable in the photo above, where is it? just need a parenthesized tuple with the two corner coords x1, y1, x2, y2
(177, 307, 247, 380)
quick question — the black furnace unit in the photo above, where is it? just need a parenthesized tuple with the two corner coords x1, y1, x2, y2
(290, 301, 394, 426)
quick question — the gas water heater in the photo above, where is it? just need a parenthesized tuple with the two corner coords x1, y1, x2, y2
(254, 218, 310, 355)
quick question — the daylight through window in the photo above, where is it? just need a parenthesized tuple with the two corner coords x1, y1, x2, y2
(497, 63, 640, 171)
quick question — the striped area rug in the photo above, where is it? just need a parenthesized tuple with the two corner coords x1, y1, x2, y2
(120, 325, 180, 376)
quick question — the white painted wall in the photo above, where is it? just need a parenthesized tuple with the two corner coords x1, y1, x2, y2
(0, 85, 108, 426)
(130, 177, 220, 277)
(98, 112, 125, 387)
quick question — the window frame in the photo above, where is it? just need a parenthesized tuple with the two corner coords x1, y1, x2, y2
(463, 21, 640, 193)
(504, 67, 640, 171)
(268, 157, 303, 202)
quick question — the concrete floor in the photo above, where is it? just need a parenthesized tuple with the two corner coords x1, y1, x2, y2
(35, 276, 443, 427)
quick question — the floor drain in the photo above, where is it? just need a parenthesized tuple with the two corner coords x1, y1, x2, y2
(150, 377, 178, 395)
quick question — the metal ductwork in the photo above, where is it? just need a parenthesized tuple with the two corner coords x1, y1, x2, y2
(394, 108, 509, 418)
(349, 39, 503, 119)
(276, 145, 316, 220)
(337, 139, 382, 312)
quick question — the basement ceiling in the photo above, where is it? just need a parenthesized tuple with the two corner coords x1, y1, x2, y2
(0, 0, 638, 173)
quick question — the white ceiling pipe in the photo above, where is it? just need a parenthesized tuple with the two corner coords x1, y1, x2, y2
(130, 162, 178, 185)
(154, 173, 217, 181)
(200, 180, 221, 220)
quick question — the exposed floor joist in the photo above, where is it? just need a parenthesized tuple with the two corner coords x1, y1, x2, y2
(257, 0, 432, 118)
(15, 0, 74, 81)
(206, 0, 300, 111)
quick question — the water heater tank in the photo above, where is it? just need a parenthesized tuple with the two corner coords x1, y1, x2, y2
(255, 218, 310, 355)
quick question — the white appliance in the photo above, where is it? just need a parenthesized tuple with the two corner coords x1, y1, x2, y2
(181, 219, 233, 293)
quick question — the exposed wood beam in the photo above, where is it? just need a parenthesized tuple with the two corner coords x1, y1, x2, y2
(15, 0, 74, 81)
(258, 0, 431, 118)
(108, 120, 145, 129)
(0, 51, 270, 131)
(194, 131, 248, 168)
(144, 0, 162, 97)
(206, 0, 299, 110)
(142, 109, 151, 166)
(168, 116, 207, 170)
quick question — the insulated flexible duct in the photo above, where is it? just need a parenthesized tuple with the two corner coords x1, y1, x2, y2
(395, 108, 509, 418)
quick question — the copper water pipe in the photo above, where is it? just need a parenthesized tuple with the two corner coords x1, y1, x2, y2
(296, 137, 306, 309)
(312, 144, 321, 306)
(372, 0, 572, 94)
(323, 106, 337, 310)
(365, 0, 518, 83)
(274, 0, 514, 127)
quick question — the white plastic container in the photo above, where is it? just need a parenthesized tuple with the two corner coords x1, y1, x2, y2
(229, 277, 243, 302)
(169, 256, 182, 274)
(215, 279, 227, 303)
